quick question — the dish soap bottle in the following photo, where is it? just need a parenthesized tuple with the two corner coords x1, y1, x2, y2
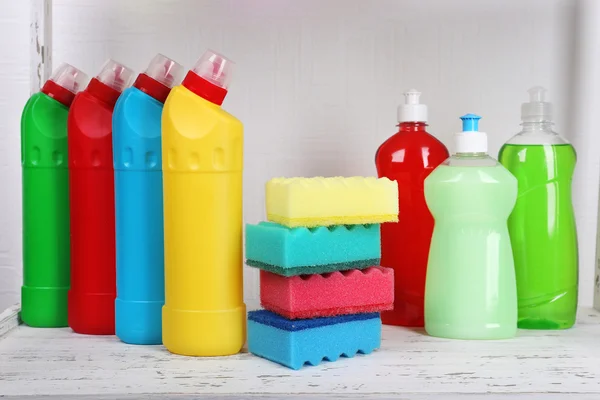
(21, 63, 88, 327)
(498, 87, 577, 329)
(68, 60, 134, 335)
(375, 89, 449, 327)
(162, 50, 246, 356)
(424, 114, 518, 339)
(113, 54, 183, 344)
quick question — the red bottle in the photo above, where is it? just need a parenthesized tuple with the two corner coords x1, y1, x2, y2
(68, 60, 134, 334)
(375, 90, 449, 327)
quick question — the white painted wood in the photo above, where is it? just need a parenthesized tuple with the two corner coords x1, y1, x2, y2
(0, 303, 20, 339)
(30, 0, 53, 94)
(0, 396, 598, 400)
(1, 307, 600, 398)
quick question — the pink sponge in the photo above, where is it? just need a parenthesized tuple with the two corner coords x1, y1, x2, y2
(260, 267, 394, 319)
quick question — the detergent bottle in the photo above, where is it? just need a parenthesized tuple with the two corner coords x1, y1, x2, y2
(68, 60, 134, 335)
(21, 63, 88, 327)
(162, 50, 246, 356)
(499, 87, 578, 329)
(375, 89, 449, 327)
(113, 54, 183, 344)
(424, 114, 518, 340)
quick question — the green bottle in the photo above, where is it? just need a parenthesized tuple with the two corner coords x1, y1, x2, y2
(499, 87, 577, 330)
(424, 114, 518, 340)
(21, 64, 87, 327)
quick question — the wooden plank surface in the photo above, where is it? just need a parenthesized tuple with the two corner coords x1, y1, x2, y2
(1, 308, 600, 398)
(0, 396, 599, 400)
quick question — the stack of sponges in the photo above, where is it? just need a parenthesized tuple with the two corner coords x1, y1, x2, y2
(246, 176, 398, 370)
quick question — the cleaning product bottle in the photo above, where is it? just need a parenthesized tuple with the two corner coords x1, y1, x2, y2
(21, 63, 88, 327)
(113, 54, 183, 344)
(498, 87, 578, 329)
(375, 89, 449, 327)
(424, 114, 518, 340)
(68, 60, 134, 335)
(162, 50, 246, 356)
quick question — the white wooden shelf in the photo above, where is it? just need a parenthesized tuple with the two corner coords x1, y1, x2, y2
(1, 306, 600, 399)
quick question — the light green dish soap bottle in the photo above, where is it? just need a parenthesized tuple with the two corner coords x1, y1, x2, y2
(499, 87, 577, 330)
(424, 114, 518, 340)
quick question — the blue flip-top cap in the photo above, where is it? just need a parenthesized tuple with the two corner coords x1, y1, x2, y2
(460, 114, 481, 132)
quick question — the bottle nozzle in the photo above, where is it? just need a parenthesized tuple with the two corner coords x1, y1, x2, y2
(397, 88, 427, 122)
(403, 89, 421, 105)
(182, 49, 235, 106)
(145, 54, 184, 88)
(191, 49, 233, 90)
(455, 113, 487, 154)
(41, 63, 88, 107)
(522, 86, 553, 122)
(96, 59, 134, 93)
(460, 114, 481, 132)
(528, 86, 546, 102)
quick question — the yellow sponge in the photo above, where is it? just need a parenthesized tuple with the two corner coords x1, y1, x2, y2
(265, 176, 399, 227)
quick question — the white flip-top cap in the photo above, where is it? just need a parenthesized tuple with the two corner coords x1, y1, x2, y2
(145, 54, 184, 88)
(521, 86, 553, 122)
(398, 89, 428, 122)
(96, 59, 135, 93)
(455, 114, 488, 153)
(49, 63, 88, 93)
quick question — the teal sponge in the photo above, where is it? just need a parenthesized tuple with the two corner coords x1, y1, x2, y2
(245, 222, 380, 276)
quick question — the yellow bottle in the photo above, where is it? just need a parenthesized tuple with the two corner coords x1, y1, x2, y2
(161, 50, 245, 356)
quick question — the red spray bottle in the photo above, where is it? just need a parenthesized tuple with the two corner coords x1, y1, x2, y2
(375, 89, 449, 327)
(68, 60, 134, 334)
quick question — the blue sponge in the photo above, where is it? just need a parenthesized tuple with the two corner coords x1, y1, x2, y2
(245, 222, 380, 276)
(247, 310, 381, 370)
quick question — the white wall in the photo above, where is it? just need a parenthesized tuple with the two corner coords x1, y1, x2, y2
(0, 1, 30, 311)
(2, 0, 596, 310)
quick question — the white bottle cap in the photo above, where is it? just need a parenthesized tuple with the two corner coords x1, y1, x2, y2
(521, 86, 553, 122)
(397, 89, 428, 122)
(455, 114, 488, 153)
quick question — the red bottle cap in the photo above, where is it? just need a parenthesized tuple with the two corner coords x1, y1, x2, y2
(133, 54, 183, 103)
(41, 63, 88, 107)
(86, 59, 134, 106)
(182, 50, 233, 106)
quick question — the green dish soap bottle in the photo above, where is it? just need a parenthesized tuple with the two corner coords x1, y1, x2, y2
(424, 114, 518, 340)
(21, 63, 88, 327)
(498, 87, 578, 329)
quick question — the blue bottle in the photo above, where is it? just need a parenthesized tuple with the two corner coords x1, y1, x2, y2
(113, 54, 183, 344)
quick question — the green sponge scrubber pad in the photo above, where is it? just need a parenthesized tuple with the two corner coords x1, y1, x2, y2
(247, 259, 379, 277)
